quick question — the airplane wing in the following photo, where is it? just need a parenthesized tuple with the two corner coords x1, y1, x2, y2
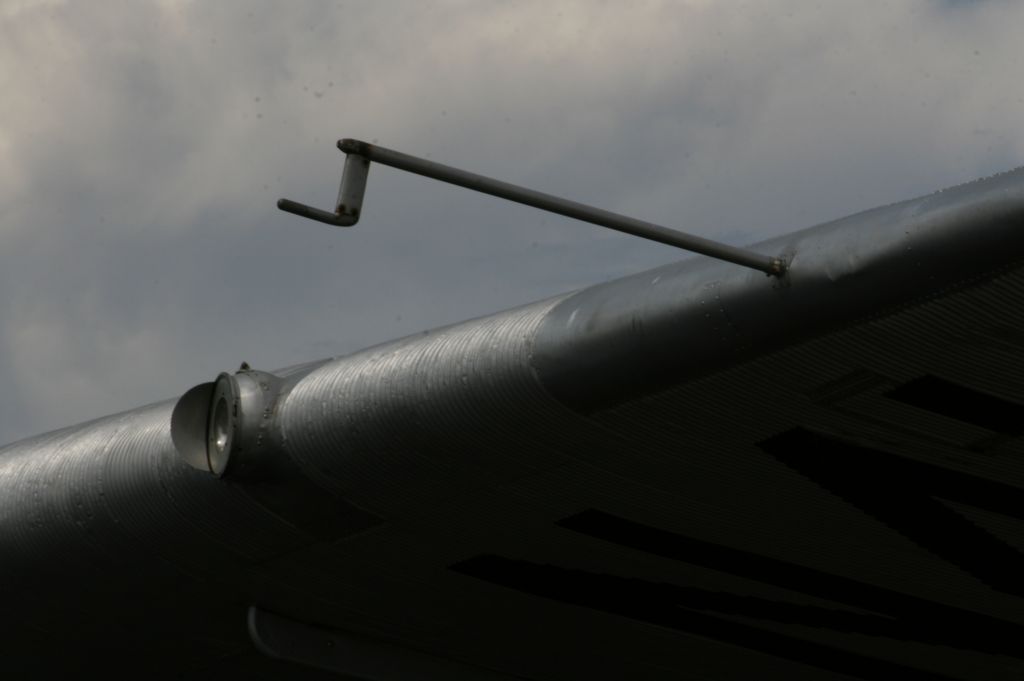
(3, 169, 1024, 679)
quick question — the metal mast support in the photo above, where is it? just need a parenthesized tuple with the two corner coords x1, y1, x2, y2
(279, 138, 787, 276)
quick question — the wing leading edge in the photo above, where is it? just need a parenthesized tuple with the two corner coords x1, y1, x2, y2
(3, 169, 1024, 678)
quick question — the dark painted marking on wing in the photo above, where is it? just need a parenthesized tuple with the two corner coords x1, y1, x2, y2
(558, 509, 1023, 656)
(760, 427, 1024, 597)
(452, 428, 1024, 678)
(885, 375, 1024, 435)
(453, 556, 965, 681)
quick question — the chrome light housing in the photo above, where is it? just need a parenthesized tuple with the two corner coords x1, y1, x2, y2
(171, 367, 280, 477)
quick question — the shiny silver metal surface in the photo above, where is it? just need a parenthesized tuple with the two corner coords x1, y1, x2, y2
(3, 168, 1024, 678)
(171, 380, 215, 472)
(208, 372, 237, 476)
(534, 166, 1024, 409)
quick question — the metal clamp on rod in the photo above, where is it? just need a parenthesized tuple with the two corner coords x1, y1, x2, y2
(279, 138, 787, 276)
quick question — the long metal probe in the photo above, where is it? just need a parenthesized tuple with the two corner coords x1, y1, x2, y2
(279, 138, 787, 276)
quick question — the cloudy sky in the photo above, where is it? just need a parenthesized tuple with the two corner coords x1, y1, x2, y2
(0, 0, 1020, 443)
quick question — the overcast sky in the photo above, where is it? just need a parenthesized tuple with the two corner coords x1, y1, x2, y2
(1, 0, 1021, 443)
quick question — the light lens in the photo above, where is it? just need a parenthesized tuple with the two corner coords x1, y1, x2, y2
(206, 373, 236, 476)
(212, 397, 230, 455)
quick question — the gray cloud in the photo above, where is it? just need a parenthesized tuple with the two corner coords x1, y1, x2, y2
(2, 0, 1022, 442)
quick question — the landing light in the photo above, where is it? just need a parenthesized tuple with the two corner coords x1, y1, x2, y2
(205, 373, 237, 476)
(171, 366, 283, 477)
(171, 372, 238, 477)
(212, 399, 229, 455)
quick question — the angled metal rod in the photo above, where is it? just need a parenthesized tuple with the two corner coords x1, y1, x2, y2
(280, 138, 787, 276)
(278, 152, 370, 227)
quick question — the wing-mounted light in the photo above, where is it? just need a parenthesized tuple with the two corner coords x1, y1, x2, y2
(171, 366, 283, 477)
